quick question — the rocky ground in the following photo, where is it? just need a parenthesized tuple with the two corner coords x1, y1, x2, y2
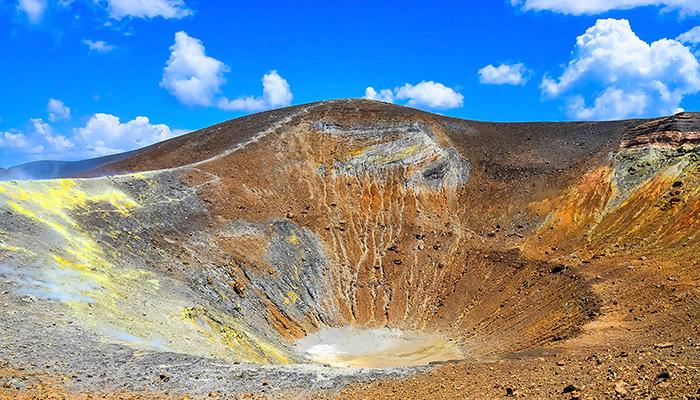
(3, 246, 698, 399)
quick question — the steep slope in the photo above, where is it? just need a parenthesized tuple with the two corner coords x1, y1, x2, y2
(0, 100, 699, 399)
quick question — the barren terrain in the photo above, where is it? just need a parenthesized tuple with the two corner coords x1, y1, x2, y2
(1, 99, 699, 399)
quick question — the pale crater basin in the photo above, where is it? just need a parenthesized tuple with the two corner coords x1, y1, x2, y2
(294, 326, 464, 368)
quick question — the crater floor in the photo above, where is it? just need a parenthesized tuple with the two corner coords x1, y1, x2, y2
(294, 327, 462, 367)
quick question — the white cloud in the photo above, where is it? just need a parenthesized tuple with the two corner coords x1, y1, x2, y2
(28, 118, 74, 151)
(514, 0, 700, 16)
(217, 70, 293, 112)
(0, 119, 68, 157)
(678, 26, 700, 44)
(82, 39, 115, 53)
(17, 0, 48, 24)
(678, 26, 700, 56)
(478, 63, 530, 85)
(74, 113, 187, 157)
(541, 19, 700, 120)
(47, 99, 71, 122)
(162, 32, 293, 112)
(217, 97, 266, 112)
(106, 0, 193, 20)
(364, 81, 463, 110)
(28, 118, 52, 137)
(396, 82, 464, 109)
(260, 71, 293, 109)
(161, 31, 229, 108)
(0, 130, 30, 149)
(568, 89, 648, 121)
(0, 113, 186, 166)
(364, 87, 395, 103)
(14, 0, 192, 25)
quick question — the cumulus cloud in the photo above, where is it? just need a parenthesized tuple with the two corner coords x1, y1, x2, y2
(0, 130, 31, 150)
(0, 118, 69, 157)
(364, 87, 395, 103)
(678, 26, 700, 44)
(514, 0, 700, 16)
(160, 31, 229, 108)
(217, 70, 293, 112)
(106, 0, 192, 20)
(0, 113, 187, 167)
(162, 32, 292, 112)
(28, 118, 74, 151)
(678, 26, 700, 56)
(17, 0, 48, 24)
(74, 113, 187, 157)
(541, 19, 700, 120)
(47, 99, 70, 122)
(396, 82, 464, 109)
(478, 63, 530, 85)
(364, 81, 463, 110)
(259, 71, 293, 109)
(28, 118, 52, 136)
(16, 0, 191, 23)
(82, 39, 115, 53)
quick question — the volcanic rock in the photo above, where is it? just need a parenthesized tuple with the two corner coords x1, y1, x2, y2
(0, 100, 699, 399)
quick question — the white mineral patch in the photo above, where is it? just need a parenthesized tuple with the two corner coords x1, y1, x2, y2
(294, 326, 463, 368)
(1, 262, 96, 302)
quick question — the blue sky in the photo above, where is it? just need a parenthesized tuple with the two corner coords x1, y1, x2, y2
(2, 0, 700, 167)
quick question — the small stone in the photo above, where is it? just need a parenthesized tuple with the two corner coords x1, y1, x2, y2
(3, 382, 11, 388)
(233, 282, 246, 297)
(563, 384, 576, 393)
(209, 392, 219, 397)
(654, 343, 673, 349)
(263, 380, 270, 386)
(615, 381, 628, 395)
(286, 211, 294, 219)
(656, 371, 670, 381)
